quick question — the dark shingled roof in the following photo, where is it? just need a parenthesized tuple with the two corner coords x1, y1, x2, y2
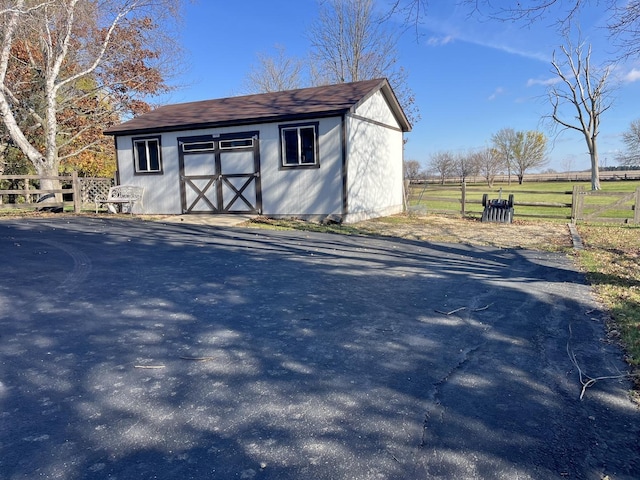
(104, 78, 411, 136)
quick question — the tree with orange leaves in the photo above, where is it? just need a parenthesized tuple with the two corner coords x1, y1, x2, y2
(0, 0, 183, 188)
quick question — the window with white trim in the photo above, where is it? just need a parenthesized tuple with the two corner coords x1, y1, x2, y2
(133, 137, 162, 173)
(280, 123, 319, 167)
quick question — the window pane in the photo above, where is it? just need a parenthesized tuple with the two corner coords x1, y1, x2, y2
(220, 138, 253, 149)
(299, 127, 316, 164)
(148, 140, 160, 171)
(183, 141, 214, 152)
(135, 141, 148, 171)
(283, 129, 299, 165)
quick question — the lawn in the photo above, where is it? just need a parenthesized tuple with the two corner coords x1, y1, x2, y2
(409, 180, 640, 222)
(576, 223, 640, 379)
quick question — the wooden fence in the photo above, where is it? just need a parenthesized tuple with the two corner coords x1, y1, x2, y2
(420, 169, 640, 184)
(572, 185, 640, 224)
(0, 173, 112, 212)
(409, 182, 640, 224)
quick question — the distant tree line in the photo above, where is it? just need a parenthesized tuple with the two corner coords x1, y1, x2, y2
(601, 165, 640, 171)
(405, 129, 548, 186)
(405, 112, 640, 185)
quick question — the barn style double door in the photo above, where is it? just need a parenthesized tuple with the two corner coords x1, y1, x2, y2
(178, 132, 262, 214)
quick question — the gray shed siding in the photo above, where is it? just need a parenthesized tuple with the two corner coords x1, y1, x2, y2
(114, 117, 344, 218)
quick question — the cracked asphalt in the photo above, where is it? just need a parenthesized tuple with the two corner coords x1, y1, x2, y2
(0, 217, 638, 479)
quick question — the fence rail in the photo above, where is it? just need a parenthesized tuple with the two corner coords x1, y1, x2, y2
(572, 185, 640, 224)
(408, 182, 640, 224)
(0, 173, 112, 212)
(419, 169, 640, 185)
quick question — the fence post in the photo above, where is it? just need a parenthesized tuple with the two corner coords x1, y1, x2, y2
(72, 171, 81, 213)
(461, 182, 466, 217)
(571, 185, 582, 224)
(23, 177, 30, 204)
(634, 187, 640, 224)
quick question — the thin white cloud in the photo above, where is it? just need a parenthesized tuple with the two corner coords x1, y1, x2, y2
(526, 77, 561, 87)
(488, 87, 504, 101)
(420, 7, 551, 62)
(473, 40, 549, 62)
(623, 68, 640, 83)
(427, 35, 455, 47)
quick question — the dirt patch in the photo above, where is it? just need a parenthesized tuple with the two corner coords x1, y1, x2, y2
(352, 215, 574, 251)
(247, 214, 574, 251)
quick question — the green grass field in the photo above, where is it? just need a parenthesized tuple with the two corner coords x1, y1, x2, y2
(409, 180, 640, 222)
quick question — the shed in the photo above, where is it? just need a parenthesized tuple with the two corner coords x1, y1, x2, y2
(103, 78, 411, 223)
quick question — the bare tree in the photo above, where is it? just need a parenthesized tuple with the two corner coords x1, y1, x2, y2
(512, 130, 548, 184)
(549, 38, 612, 190)
(243, 45, 305, 94)
(308, 0, 419, 125)
(396, 1, 640, 59)
(403, 159, 423, 181)
(473, 147, 504, 187)
(491, 128, 517, 185)
(462, 0, 585, 26)
(561, 153, 577, 173)
(453, 151, 480, 184)
(609, 1, 640, 59)
(475, 0, 640, 60)
(0, 0, 182, 196)
(616, 119, 640, 166)
(310, 0, 396, 83)
(428, 151, 455, 185)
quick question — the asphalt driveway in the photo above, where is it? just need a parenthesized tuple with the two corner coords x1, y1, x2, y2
(0, 217, 638, 479)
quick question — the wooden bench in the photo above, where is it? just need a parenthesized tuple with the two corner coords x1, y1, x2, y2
(95, 185, 144, 214)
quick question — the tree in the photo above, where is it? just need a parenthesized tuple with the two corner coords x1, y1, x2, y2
(608, 2, 640, 59)
(308, 0, 419, 126)
(487, 1, 640, 60)
(403, 159, 423, 181)
(491, 128, 517, 185)
(310, 0, 396, 83)
(428, 151, 455, 184)
(243, 45, 305, 94)
(473, 147, 504, 187)
(453, 151, 479, 184)
(512, 130, 548, 184)
(561, 154, 577, 173)
(242, 0, 419, 125)
(616, 119, 640, 166)
(396, 1, 640, 59)
(549, 38, 612, 190)
(0, 0, 181, 196)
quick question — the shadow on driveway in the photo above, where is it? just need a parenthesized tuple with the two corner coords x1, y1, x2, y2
(0, 217, 638, 479)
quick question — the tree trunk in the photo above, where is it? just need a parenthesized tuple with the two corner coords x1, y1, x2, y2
(35, 155, 61, 203)
(518, 174, 524, 185)
(589, 143, 601, 191)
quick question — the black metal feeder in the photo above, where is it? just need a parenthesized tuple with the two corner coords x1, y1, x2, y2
(481, 192, 514, 223)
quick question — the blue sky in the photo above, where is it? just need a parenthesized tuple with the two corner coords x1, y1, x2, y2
(160, 1, 640, 172)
